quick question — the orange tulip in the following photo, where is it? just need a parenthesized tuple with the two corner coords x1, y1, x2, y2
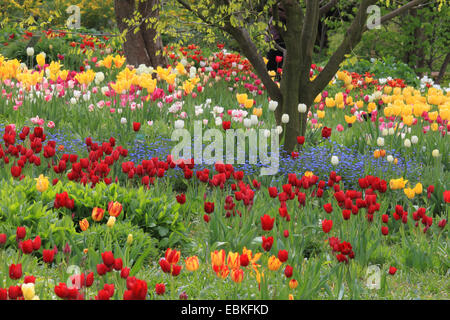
(185, 256, 199, 272)
(227, 252, 240, 270)
(79, 218, 89, 231)
(108, 201, 122, 217)
(231, 268, 244, 283)
(165, 248, 180, 265)
(91, 207, 105, 222)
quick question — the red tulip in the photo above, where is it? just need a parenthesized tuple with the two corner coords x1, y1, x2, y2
(296, 136, 305, 145)
(321, 126, 332, 139)
(381, 226, 389, 236)
(54, 283, 69, 299)
(133, 122, 141, 132)
(278, 249, 288, 262)
(101, 251, 115, 267)
(16, 226, 26, 240)
(9, 263, 22, 280)
(0, 288, 7, 300)
(261, 236, 273, 252)
(444, 190, 450, 203)
(113, 258, 123, 271)
(171, 264, 182, 276)
(389, 266, 397, 275)
(11, 165, 21, 178)
(32, 236, 41, 250)
(438, 219, 447, 229)
(322, 219, 333, 233)
(0, 233, 6, 245)
(204, 202, 214, 214)
(240, 254, 249, 267)
(8, 286, 22, 300)
(21, 239, 34, 254)
(382, 214, 389, 223)
(155, 283, 165, 295)
(284, 265, 293, 278)
(43, 249, 55, 264)
(268, 187, 278, 198)
(24, 275, 36, 284)
(86, 272, 94, 287)
(121, 267, 130, 279)
(97, 263, 108, 276)
(260, 214, 275, 231)
(159, 258, 171, 273)
(176, 194, 186, 204)
(323, 203, 333, 213)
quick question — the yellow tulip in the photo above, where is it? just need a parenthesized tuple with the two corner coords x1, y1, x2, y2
(413, 183, 423, 194)
(22, 283, 35, 300)
(268, 255, 282, 271)
(389, 178, 408, 190)
(431, 122, 438, 131)
(36, 53, 45, 67)
(344, 115, 356, 124)
(106, 216, 116, 228)
(236, 93, 248, 105)
(317, 110, 325, 118)
(244, 99, 254, 109)
(404, 188, 415, 199)
(127, 234, 133, 245)
(35, 174, 49, 192)
(253, 108, 263, 117)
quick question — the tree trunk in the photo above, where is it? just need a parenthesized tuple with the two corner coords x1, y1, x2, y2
(138, 0, 168, 67)
(436, 52, 450, 84)
(114, 0, 167, 67)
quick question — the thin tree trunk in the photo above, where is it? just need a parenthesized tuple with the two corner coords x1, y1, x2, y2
(436, 52, 450, 84)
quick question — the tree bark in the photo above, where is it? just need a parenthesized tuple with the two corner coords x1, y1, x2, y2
(114, 0, 167, 67)
(436, 52, 450, 84)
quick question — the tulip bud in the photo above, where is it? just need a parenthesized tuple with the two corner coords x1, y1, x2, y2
(107, 216, 116, 228)
(127, 234, 133, 245)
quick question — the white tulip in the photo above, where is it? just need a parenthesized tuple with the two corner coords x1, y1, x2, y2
(26, 47, 34, 56)
(263, 129, 271, 138)
(215, 117, 222, 126)
(268, 100, 278, 111)
(331, 156, 339, 166)
(70, 97, 77, 105)
(388, 128, 395, 135)
(281, 114, 289, 123)
(411, 135, 418, 144)
(276, 125, 283, 134)
(243, 118, 252, 128)
(298, 103, 307, 113)
(387, 155, 394, 163)
(377, 137, 385, 146)
(404, 138, 411, 147)
(120, 117, 127, 124)
(381, 129, 388, 136)
(432, 149, 440, 158)
(251, 115, 258, 125)
(174, 120, 184, 129)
